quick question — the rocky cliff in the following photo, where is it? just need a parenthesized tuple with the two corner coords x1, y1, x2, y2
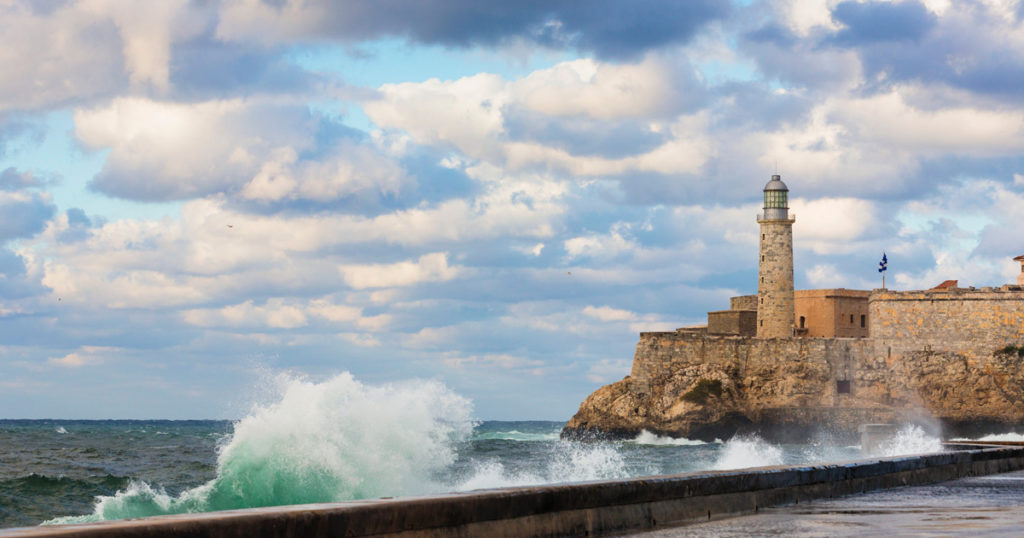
(562, 332, 1024, 442)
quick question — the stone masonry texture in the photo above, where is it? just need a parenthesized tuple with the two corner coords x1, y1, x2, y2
(757, 218, 795, 338)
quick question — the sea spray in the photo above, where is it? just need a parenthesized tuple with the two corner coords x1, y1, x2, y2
(974, 432, 1024, 442)
(454, 441, 630, 491)
(711, 436, 784, 470)
(876, 424, 943, 456)
(629, 430, 712, 446)
(47, 372, 474, 524)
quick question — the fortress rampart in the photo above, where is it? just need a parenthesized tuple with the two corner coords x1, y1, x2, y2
(870, 287, 1024, 358)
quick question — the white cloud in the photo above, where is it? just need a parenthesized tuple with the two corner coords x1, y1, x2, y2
(75, 97, 312, 199)
(183, 296, 391, 331)
(778, 0, 842, 36)
(441, 352, 543, 372)
(364, 60, 711, 178)
(790, 197, 879, 254)
(582, 305, 636, 322)
(183, 298, 308, 329)
(512, 57, 687, 120)
(48, 346, 118, 368)
(831, 90, 1024, 155)
(0, 0, 203, 111)
(339, 253, 461, 289)
(240, 141, 409, 203)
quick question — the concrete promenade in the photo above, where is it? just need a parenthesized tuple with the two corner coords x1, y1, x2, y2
(634, 469, 1024, 536)
(4, 443, 1023, 537)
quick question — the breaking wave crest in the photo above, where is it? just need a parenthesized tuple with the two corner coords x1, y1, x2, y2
(711, 436, 784, 470)
(876, 425, 943, 456)
(47, 372, 474, 524)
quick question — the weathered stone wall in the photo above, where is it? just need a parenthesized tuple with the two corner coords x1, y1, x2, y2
(707, 310, 756, 336)
(870, 288, 1024, 358)
(730, 295, 758, 311)
(629, 332, 876, 402)
(757, 218, 795, 338)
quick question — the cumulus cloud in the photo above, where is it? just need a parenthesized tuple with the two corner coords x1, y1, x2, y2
(339, 253, 461, 289)
(365, 60, 712, 178)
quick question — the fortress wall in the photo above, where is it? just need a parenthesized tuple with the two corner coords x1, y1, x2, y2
(730, 295, 758, 311)
(870, 289, 1024, 359)
(629, 332, 881, 405)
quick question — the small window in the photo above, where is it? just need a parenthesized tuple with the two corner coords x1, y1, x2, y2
(860, 315, 866, 328)
(760, 320, 763, 327)
(799, 316, 805, 329)
(760, 297, 764, 304)
(850, 314, 854, 324)
(837, 380, 851, 394)
(762, 234, 765, 240)
(761, 255, 765, 261)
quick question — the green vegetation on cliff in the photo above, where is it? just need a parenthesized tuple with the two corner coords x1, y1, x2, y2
(681, 379, 723, 404)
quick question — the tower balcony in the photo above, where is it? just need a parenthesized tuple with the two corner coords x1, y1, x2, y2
(757, 211, 795, 222)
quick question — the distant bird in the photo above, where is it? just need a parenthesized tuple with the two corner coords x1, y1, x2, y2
(226, 224, 233, 228)
(567, 271, 571, 275)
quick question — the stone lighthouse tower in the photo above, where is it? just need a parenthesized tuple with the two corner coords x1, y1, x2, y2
(757, 175, 796, 338)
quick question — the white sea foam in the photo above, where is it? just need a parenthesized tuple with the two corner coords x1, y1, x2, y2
(974, 432, 1024, 442)
(55, 426, 68, 434)
(454, 442, 630, 491)
(711, 436, 784, 470)
(875, 424, 943, 456)
(629, 430, 710, 446)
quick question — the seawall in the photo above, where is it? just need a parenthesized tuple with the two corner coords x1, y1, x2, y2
(5, 444, 1024, 537)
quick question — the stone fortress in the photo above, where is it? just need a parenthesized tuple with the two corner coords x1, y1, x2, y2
(563, 176, 1024, 442)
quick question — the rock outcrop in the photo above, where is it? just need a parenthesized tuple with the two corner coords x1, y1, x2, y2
(563, 331, 1024, 442)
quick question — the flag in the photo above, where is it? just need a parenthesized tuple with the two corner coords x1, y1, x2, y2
(878, 252, 887, 273)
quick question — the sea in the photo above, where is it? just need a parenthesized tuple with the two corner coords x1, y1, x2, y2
(0, 371, 992, 530)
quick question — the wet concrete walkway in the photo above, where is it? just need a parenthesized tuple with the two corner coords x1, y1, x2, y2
(627, 469, 1024, 536)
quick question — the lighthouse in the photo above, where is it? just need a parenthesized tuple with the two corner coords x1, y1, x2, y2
(756, 175, 796, 338)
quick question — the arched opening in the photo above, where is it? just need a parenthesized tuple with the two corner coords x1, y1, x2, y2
(799, 316, 805, 329)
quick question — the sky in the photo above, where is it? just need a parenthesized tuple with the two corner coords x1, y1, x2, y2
(2, 0, 1024, 420)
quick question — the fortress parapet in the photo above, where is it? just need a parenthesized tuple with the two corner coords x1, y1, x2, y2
(870, 286, 1024, 358)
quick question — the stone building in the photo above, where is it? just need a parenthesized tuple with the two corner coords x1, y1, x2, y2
(756, 175, 795, 338)
(794, 289, 870, 338)
(1016, 254, 1024, 286)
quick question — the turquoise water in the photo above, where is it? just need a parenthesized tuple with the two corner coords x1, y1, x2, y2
(1, 372, 947, 530)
